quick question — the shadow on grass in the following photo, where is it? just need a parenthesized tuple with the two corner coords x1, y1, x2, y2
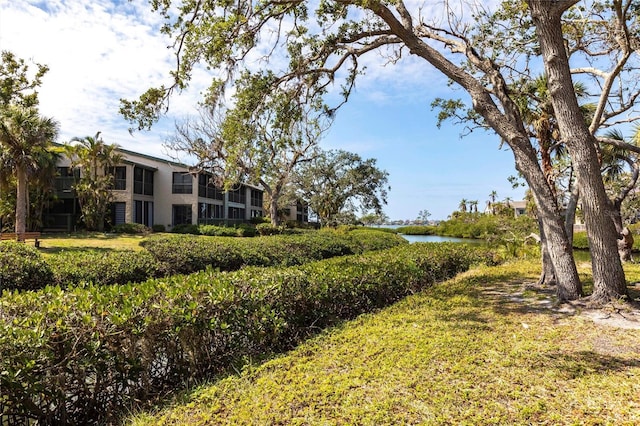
(534, 350, 640, 379)
(38, 246, 121, 255)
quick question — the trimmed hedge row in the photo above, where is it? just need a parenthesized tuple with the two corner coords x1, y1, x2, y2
(140, 231, 407, 275)
(0, 231, 406, 291)
(0, 243, 487, 425)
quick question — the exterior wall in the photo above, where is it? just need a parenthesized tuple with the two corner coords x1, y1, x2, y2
(46, 146, 263, 231)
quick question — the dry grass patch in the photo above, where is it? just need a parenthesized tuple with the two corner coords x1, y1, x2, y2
(127, 260, 640, 425)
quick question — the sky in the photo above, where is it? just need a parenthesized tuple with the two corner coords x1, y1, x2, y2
(0, 0, 526, 221)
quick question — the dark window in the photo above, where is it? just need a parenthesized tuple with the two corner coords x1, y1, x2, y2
(228, 186, 246, 204)
(198, 174, 223, 200)
(172, 172, 193, 194)
(251, 209, 263, 218)
(109, 166, 127, 190)
(198, 202, 224, 223)
(250, 189, 263, 207)
(297, 202, 308, 222)
(134, 168, 154, 195)
(112, 202, 126, 225)
(56, 167, 78, 192)
(172, 204, 192, 225)
(227, 206, 245, 220)
(135, 200, 154, 225)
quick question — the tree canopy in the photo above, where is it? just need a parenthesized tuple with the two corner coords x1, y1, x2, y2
(121, 0, 640, 304)
(293, 149, 389, 226)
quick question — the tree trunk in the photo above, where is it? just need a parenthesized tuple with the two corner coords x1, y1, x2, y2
(530, 1, 628, 303)
(509, 141, 581, 300)
(15, 164, 28, 235)
(270, 196, 280, 226)
(564, 185, 579, 245)
(537, 217, 557, 286)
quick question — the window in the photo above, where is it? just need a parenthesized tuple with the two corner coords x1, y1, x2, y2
(297, 202, 308, 222)
(56, 167, 78, 192)
(172, 205, 192, 226)
(250, 189, 263, 207)
(198, 174, 223, 200)
(134, 167, 154, 195)
(112, 202, 126, 225)
(172, 172, 193, 194)
(228, 186, 246, 204)
(135, 200, 154, 225)
(227, 206, 245, 220)
(198, 202, 224, 224)
(109, 166, 127, 190)
(251, 209, 263, 218)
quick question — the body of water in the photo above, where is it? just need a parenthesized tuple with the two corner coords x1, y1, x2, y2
(399, 234, 483, 244)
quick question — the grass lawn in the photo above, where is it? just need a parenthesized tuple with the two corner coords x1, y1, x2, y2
(37, 232, 149, 254)
(127, 259, 640, 425)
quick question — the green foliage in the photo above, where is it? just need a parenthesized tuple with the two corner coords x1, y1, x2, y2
(151, 224, 166, 232)
(572, 231, 590, 250)
(435, 212, 537, 241)
(129, 259, 640, 426)
(170, 223, 201, 235)
(396, 225, 435, 235)
(112, 223, 151, 234)
(199, 224, 243, 237)
(0, 241, 53, 291)
(139, 230, 404, 275)
(50, 250, 161, 287)
(292, 150, 390, 226)
(256, 223, 285, 235)
(0, 50, 49, 108)
(0, 243, 486, 423)
(63, 133, 122, 231)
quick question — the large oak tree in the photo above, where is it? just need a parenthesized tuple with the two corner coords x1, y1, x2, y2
(122, 0, 639, 303)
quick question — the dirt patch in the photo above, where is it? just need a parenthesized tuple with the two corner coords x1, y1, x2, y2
(490, 280, 640, 330)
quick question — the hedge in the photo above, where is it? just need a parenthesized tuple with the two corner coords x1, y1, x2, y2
(50, 250, 161, 288)
(0, 242, 53, 292)
(0, 243, 487, 425)
(0, 230, 406, 291)
(140, 230, 407, 275)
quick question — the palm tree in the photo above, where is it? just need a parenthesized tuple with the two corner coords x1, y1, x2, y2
(487, 190, 498, 214)
(65, 132, 122, 231)
(458, 198, 468, 213)
(0, 106, 59, 234)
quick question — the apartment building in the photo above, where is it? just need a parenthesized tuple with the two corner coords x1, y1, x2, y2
(44, 147, 264, 232)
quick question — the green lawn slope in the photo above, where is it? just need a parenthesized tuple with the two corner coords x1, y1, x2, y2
(128, 260, 640, 425)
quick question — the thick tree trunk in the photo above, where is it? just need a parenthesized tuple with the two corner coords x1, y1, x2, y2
(269, 196, 280, 226)
(15, 164, 27, 235)
(370, 1, 582, 299)
(530, 2, 628, 303)
(509, 141, 581, 300)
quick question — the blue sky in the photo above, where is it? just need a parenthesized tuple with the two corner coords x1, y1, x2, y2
(0, 0, 526, 221)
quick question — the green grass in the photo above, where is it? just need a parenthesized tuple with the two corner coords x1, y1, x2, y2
(38, 232, 149, 254)
(127, 260, 640, 425)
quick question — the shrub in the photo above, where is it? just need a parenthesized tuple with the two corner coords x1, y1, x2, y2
(50, 250, 161, 287)
(171, 223, 201, 235)
(0, 243, 486, 424)
(112, 223, 151, 234)
(395, 225, 434, 235)
(235, 223, 257, 237)
(151, 224, 166, 233)
(140, 230, 406, 275)
(256, 223, 284, 236)
(0, 242, 53, 291)
(199, 224, 241, 237)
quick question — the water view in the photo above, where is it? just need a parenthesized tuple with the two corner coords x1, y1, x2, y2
(400, 234, 483, 244)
